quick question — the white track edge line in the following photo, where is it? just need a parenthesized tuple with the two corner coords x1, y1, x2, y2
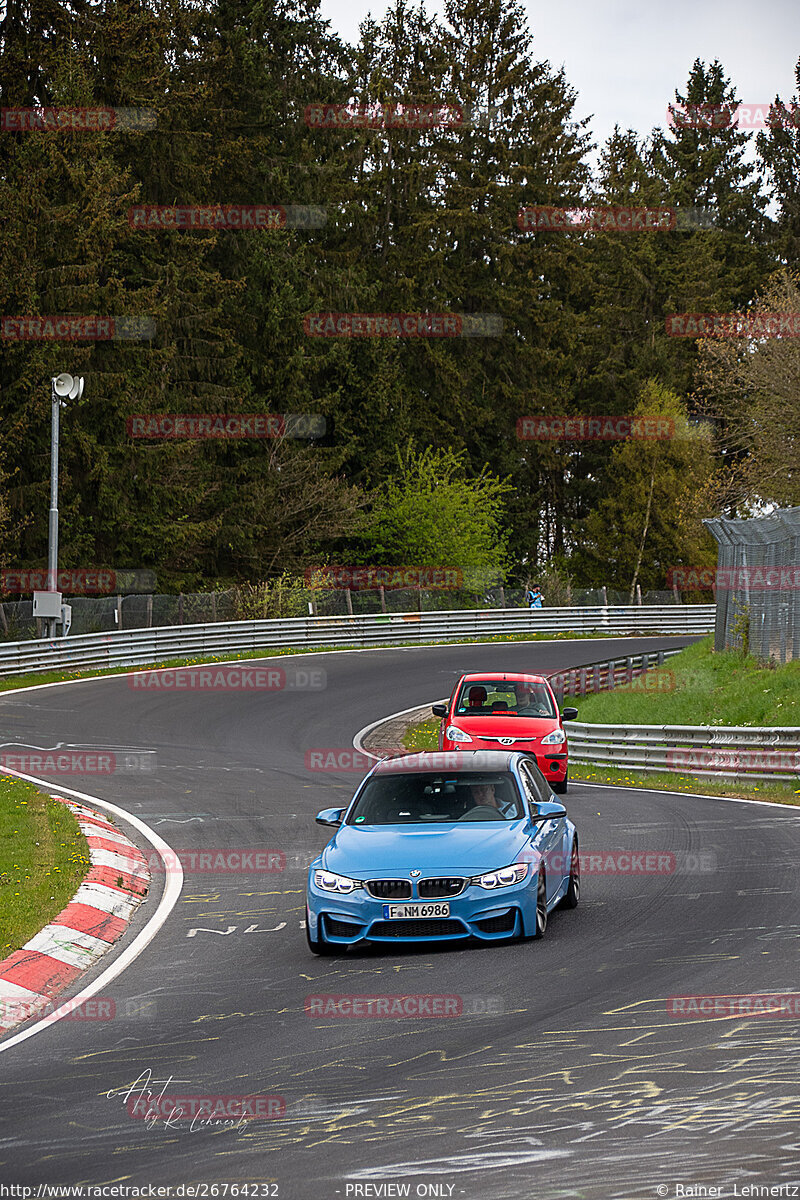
(0, 769, 183, 1054)
(351, 708, 800, 815)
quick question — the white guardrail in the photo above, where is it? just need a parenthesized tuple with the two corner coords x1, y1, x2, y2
(0, 604, 714, 678)
(543, 648, 800, 782)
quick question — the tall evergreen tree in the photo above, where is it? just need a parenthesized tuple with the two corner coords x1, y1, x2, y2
(756, 57, 800, 269)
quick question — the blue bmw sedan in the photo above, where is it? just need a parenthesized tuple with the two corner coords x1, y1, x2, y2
(306, 750, 579, 954)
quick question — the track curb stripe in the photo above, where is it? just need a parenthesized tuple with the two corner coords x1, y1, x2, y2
(50, 903, 128, 941)
(0, 794, 150, 1035)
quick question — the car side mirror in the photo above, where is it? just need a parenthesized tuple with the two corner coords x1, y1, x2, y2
(533, 800, 567, 820)
(561, 707, 578, 720)
(431, 704, 448, 718)
(315, 808, 344, 827)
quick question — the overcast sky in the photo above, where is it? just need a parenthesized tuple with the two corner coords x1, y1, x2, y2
(319, 0, 799, 154)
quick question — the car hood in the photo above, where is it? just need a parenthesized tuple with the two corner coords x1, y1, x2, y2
(449, 715, 557, 737)
(321, 820, 533, 876)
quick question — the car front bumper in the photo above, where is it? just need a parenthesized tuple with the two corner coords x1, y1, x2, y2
(307, 874, 540, 944)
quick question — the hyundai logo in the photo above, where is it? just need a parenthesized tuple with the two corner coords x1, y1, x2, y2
(499, 737, 515, 746)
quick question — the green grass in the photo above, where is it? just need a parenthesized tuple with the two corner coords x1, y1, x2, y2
(0, 775, 91, 958)
(0, 628, 685, 694)
(573, 636, 800, 727)
(404, 717, 440, 753)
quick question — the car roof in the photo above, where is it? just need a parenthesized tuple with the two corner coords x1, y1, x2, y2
(371, 750, 526, 775)
(460, 672, 550, 685)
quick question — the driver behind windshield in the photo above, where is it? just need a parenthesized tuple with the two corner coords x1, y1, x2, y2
(514, 683, 552, 716)
(468, 779, 518, 817)
(470, 782, 499, 808)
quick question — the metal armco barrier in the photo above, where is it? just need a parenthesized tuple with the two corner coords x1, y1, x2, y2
(567, 721, 800, 781)
(546, 647, 684, 701)
(0, 604, 714, 678)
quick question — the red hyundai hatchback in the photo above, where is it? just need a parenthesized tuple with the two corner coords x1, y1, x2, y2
(432, 672, 578, 793)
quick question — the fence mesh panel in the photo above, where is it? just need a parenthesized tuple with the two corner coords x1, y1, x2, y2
(704, 506, 800, 664)
(0, 581, 683, 641)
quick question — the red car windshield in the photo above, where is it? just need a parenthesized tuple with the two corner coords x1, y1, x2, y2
(455, 679, 555, 718)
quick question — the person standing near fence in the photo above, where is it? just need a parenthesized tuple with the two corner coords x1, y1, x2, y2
(525, 585, 543, 609)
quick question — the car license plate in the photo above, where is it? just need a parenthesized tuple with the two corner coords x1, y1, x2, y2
(383, 902, 450, 919)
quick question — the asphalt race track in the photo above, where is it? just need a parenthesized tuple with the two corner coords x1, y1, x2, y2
(1, 636, 799, 1199)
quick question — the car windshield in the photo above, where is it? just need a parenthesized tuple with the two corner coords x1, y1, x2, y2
(346, 772, 525, 824)
(455, 680, 555, 718)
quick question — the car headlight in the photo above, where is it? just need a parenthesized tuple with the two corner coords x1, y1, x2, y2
(471, 862, 529, 889)
(313, 869, 363, 893)
(445, 725, 473, 743)
(541, 729, 566, 745)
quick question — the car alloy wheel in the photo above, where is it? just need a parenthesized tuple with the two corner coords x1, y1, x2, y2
(560, 836, 580, 909)
(533, 867, 548, 938)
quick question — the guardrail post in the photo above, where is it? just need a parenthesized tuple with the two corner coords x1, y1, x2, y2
(345, 588, 353, 616)
(607, 660, 615, 688)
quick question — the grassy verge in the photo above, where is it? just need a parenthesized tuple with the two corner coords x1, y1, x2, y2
(573, 635, 800, 726)
(404, 717, 440, 753)
(0, 775, 91, 958)
(401, 716, 800, 807)
(0, 628, 695, 694)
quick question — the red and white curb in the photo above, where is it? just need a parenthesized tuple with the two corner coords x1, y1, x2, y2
(0, 796, 150, 1035)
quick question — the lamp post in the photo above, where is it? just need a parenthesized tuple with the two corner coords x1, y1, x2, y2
(46, 373, 84, 637)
